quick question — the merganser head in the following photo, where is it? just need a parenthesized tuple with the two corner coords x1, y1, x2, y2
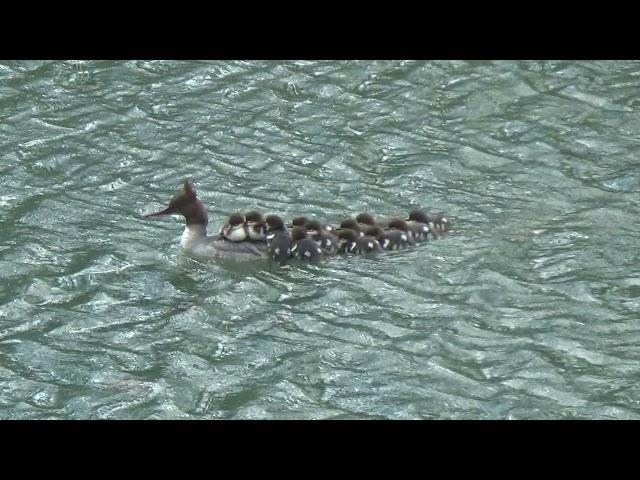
(387, 218, 409, 232)
(291, 216, 309, 228)
(339, 218, 363, 237)
(305, 220, 322, 236)
(356, 212, 375, 226)
(290, 226, 308, 241)
(364, 225, 385, 242)
(245, 211, 264, 225)
(407, 210, 429, 224)
(265, 214, 285, 233)
(145, 180, 208, 227)
(339, 218, 360, 232)
(227, 212, 245, 227)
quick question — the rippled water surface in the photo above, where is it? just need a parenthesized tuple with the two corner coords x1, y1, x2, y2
(1, 60, 639, 419)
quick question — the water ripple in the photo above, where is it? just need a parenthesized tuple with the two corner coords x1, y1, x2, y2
(1, 60, 639, 418)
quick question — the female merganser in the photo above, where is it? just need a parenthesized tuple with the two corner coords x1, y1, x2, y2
(145, 181, 269, 260)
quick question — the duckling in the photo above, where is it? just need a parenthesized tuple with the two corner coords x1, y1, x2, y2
(337, 229, 359, 254)
(290, 216, 309, 229)
(244, 210, 267, 241)
(408, 209, 449, 237)
(305, 219, 338, 255)
(290, 226, 323, 262)
(404, 211, 431, 242)
(219, 212, 248, 242)
(265, 214, 292, 263)
(356, 229, 384, 256)
(366, 222, 409, 251)
(387, 218, 416, 246)
(355, 212, 377, 231)
(338, 218, 363, 237)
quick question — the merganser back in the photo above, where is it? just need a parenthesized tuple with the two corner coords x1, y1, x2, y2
(145, 181, 269, 260)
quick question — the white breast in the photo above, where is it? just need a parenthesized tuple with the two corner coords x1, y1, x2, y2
(180, 225, 207, 250)
(225, 225, 247, 242)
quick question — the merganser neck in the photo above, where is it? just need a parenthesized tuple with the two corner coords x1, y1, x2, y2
(180, 224, 208, 250)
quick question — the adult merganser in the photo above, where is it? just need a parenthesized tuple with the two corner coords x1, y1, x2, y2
(144, 181, 269, 260)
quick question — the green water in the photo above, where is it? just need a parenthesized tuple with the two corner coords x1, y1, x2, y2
(1, 60, 639, 419)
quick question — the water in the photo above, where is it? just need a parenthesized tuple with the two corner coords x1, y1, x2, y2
(1, 60, 639, 419)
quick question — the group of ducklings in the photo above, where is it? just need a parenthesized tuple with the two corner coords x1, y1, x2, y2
(219, 210, 449, 262)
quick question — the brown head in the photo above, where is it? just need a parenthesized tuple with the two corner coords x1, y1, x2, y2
(356, 212, 375, 226)
(339, 219, 360, 232)
(337, 229, 359, 242)
(290, 226, 308, 241)
(265, 214, 285, 232)
(227, 212, 245, 226)
(305, 220, 323, 235)
(291, 216, 309, 227)
(408, 210, 429, 224)
(388, 218, 409, 232)
(245, 211, 264, 224)
(145, 180, 208, 227)
(364, 225, 384, 241)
